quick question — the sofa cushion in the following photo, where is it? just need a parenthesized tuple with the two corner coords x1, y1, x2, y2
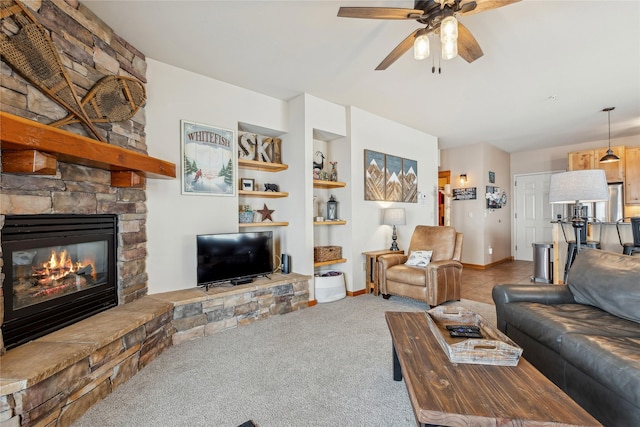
(386, 264, 426, 287)
(503, 302, 640, 352)
(561, 334, 640, 408)
(568, 248, 640, 323)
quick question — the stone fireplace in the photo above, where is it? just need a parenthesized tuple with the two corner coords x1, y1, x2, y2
(0, 0, 151, 354)
(1, 214, 118, 349)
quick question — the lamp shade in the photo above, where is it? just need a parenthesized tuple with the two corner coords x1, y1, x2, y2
(382, 208, 406, 226)
(548, 170, 608, 204)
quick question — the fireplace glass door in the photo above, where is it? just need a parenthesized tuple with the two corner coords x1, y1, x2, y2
(2, 214, 117, 349)
(12, 240, 109, 310)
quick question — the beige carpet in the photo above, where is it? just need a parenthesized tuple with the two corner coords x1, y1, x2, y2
(74, 294, 496, 427)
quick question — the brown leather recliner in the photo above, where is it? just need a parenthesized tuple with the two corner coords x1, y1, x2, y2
(378, 225, 463, 306)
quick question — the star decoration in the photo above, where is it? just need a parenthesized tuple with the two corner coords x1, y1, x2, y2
(257, 203, 274, 222)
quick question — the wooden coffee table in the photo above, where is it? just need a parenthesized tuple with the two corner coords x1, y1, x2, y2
(385, 311, 602, 427)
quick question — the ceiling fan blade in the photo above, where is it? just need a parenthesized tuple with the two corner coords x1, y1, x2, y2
(457, 22, 484, 63)
(458, 0, 520, 16)
(337, 7, 424, 20)
(375, 28, 423, 71)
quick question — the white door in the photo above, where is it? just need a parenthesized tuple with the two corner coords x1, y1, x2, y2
(514, 173, 564, 261)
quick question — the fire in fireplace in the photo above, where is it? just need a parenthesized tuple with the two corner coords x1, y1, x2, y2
(2, 215, 118, 350)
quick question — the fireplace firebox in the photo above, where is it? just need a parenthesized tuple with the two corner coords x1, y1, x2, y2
(1, 214, 118, 350)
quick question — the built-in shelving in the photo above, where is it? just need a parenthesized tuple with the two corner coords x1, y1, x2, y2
(239, 222, 289, 228)
(313, 220, 347, 225)
(239, 190, 288, 198)
(313, 179, 346, 189)
(313, 258, 347, 267)
(239, 159, 288, 172)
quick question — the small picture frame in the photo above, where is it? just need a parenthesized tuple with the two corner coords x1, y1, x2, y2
(241, 178, 255, 191)
(489, 171, 495, 184)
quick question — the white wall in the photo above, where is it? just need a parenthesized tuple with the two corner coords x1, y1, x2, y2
(440, 143, 511, 266)
(145, 59, 288, 294)
(287, 94, 348, 299)
(348, 107, 439, 291)
(143, 61, 440, 296)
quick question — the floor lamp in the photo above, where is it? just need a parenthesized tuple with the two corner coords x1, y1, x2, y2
(549, 170, 608, 256)
(383, 208, 406, 251)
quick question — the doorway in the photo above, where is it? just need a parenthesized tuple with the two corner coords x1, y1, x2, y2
(438, 171, 450, 226)
(513, 172, 564, 261)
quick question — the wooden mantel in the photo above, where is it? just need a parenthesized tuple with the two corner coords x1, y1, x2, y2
(1, 112, 176, 187)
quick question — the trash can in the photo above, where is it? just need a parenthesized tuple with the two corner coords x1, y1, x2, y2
(532, 242, 553, 283)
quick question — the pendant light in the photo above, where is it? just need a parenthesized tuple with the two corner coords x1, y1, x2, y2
(599, 107, 620, 163)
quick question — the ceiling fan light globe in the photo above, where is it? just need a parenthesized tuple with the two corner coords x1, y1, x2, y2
(413, 34, 430, 60)
(442, 38, 458, 60)
(440, 16, 458, 43)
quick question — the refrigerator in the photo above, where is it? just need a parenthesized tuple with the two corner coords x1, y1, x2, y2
(567, 182, 624, 223)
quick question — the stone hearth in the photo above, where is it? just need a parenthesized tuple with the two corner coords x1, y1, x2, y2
(0, 274, 310, 426)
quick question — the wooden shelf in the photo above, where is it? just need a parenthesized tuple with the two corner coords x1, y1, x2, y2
(239, 221, 289, 227)
(239, 190, 288, 198)
(314, 258, 347, 267)
(238, 158, 288, 172)
(0, 112, 176, 180)
(313, 179, 346, 189)
(313, 220, 347, 225)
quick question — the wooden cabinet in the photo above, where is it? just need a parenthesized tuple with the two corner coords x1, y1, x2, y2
(568, 146, 625, 182)
(625, 146, 640, 204)
(595, 146, 625, 182)
(568, 150, 595, 171)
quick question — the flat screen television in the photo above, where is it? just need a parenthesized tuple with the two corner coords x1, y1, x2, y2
(196, 231, 273, 288)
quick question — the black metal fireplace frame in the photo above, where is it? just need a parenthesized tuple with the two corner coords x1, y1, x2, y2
(1, 214, 118, 349)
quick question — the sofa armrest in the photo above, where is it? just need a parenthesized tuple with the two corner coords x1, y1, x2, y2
(378, 253, 407, 270)
(492, 284, 576, 333)
(378, 253, 408, 295)
(427, 259, 462, 271)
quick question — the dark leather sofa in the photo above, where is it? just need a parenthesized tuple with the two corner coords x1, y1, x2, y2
(492, 249, 640, 427)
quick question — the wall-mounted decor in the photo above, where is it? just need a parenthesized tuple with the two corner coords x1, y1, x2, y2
(489, 171, 495, 184)
(181, 120, 235, 196)
(364, 150, 418, 203)
(486, 186, 506, 209)
(385, 154, 403, 202)
(453, 187, 477, 200)
(402, 158, 418, 203)
(0, 0, 146, 143)
(364, 149, 385, 201)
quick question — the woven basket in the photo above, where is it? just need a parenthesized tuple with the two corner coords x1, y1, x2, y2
(314, 246, 342, 262)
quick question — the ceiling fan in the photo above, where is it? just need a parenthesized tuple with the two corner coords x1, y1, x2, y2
(338, 0, 520, 70)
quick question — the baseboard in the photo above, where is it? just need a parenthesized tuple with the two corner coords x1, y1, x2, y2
(463, 257, 513, 270)
(308, 299, 318, 307)
(347, 289, 366, 297)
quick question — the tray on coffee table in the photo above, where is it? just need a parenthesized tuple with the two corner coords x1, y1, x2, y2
(425, 306, 522, 366)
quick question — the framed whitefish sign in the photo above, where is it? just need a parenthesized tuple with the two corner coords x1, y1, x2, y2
(181, 120, 236, 196)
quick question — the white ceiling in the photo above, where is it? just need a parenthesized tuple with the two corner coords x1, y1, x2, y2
(83, 0, 640, 153)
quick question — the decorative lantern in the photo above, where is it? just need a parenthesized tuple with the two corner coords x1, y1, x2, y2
(327, 195, 338, 221)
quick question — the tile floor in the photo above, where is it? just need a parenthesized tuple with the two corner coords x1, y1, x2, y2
(461, 260, 534, 305)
